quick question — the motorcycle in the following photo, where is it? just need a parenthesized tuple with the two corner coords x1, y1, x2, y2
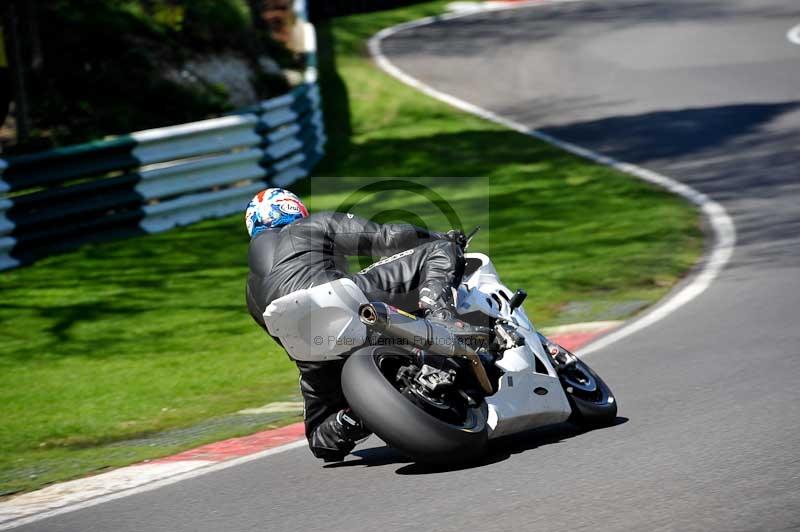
(263, 230, 617, 463)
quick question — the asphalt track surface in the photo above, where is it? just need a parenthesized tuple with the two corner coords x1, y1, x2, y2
(16, 1, 800, 531)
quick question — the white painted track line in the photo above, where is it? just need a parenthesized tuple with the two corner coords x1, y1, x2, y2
(0, 440, 307, 531)
(368, 0, 736, 357)
(788, 23, 800, 45)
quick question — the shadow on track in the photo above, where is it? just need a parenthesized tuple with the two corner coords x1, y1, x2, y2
(324, 417, 628, 474)
(382, 1, 800, 61)
(539, 101, 800, 269)
(541, 102, 800, 191)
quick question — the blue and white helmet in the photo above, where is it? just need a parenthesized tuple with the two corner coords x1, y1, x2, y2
(245, 188, 309, 237)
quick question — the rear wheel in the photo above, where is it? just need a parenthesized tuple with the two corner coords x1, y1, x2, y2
(341, 346, 488, 464)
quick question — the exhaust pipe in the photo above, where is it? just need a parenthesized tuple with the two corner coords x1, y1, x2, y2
(359, 302, 494, 394)
(359, 302, 432, 350)
(359, 304, 378, 325)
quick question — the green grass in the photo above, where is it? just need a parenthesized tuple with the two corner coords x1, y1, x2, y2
(0, 1, 702, 495)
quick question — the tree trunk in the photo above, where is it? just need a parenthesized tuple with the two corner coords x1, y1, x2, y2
(2, 0, 31, 143)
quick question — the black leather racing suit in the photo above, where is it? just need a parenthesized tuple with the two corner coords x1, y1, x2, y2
(246, 212, 465, 458)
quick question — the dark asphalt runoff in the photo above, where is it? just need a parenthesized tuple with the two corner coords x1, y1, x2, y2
(16, 1, 800, 531)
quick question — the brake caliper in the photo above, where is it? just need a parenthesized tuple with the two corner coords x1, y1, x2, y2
(415, 364, 457, 392)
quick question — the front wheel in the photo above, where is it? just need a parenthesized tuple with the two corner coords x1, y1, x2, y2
(341, 346, 489, 464)
(559, 356, 618, 426)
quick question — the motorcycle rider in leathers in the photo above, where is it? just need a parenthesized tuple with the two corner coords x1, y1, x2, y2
(245, 188, 472, 462)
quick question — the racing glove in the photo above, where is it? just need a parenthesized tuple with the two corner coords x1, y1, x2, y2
(444, 229, 469, 250)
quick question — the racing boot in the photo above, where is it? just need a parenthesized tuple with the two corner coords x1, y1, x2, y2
(309, 409, 371, 463)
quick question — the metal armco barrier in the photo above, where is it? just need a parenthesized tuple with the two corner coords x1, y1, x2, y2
(0, 5, 324, 271)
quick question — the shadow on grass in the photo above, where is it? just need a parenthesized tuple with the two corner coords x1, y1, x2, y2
(324, 417, 629, 473)
(315, 20, 353, 173)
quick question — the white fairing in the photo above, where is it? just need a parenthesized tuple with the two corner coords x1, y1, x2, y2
(263, 253, 572, 437)
(460, 253, 572, 438)
(263, 279, 368, 362)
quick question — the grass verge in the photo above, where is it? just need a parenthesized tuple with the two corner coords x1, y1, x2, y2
(0, 1, 702, 495)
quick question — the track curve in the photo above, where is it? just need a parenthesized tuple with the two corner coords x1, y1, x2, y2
(370, 6, 738, 358)
(12, 1, 800, 531)
(376, 1, 800, 529)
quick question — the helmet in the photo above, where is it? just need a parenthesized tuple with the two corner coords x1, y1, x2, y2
(245, 188, 308, 237)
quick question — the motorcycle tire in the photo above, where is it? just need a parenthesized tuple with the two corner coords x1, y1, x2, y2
(561, 357, 618, 426)
(342, 346, 489, 464)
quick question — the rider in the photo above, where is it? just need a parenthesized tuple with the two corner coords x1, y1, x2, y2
(245, 188, 471, 462)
